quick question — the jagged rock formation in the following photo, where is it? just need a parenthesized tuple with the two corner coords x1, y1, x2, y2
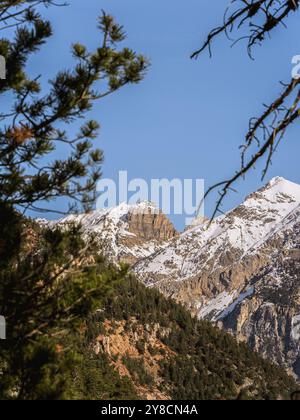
(40, 202, 178, 265)
(134, 177, 300, 380)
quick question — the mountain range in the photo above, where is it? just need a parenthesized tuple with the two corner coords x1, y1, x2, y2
(43, 176, 300, 382)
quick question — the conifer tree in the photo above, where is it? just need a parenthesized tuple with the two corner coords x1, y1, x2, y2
(0, 1, 147, 399)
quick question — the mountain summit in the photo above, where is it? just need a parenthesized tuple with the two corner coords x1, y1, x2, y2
(134, 177, 300, 380)
(43, 202, 178, 265)
(134, 177, 300, 289)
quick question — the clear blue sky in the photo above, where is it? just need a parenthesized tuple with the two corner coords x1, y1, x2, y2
(26, 0, 300, 230)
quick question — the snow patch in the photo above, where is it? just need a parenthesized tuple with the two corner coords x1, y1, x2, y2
(198, 287, 255, 322)
(291, 315, 300, 342)
(198, 291, 235, 321)
(217, 287, 254, 321)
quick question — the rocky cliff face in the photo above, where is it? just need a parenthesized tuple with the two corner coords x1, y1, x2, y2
(94, 318, 173, 400)
(134, 177, 300, 380)
(126, 209, 177, 242)
(219, 221, 300, 379)
(40, 202, 178, 265)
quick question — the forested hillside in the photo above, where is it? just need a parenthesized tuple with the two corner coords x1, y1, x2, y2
(80, 271, 298, 400)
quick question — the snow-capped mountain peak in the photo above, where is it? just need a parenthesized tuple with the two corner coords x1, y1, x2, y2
(40, 201, 177, 264)
(52, 201, 159, 226)
(244, 176, 300, 212)
(135, 178, 300, 285)
(266, 175, 300, 191)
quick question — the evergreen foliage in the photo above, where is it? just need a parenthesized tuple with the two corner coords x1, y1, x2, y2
(97, 276, 299, 400)
(0, 1, 146, 400)
(0, 2, 147, 213)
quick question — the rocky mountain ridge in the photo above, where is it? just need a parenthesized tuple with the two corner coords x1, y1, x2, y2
(134, 177, 300, 380)
(39, 202, 178, 265)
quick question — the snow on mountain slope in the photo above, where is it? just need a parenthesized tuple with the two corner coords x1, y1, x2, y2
(135, 177, 300, 286)
(39, 202, 178, 264)
(134, 177, 300, 380)
(219, 214, 300, 379)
